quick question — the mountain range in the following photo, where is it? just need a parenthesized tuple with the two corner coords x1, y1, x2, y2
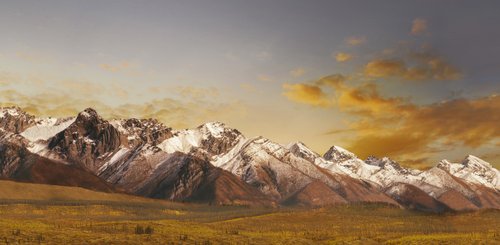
(1, 106, 498, 212)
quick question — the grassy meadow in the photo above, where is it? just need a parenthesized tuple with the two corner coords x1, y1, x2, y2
(0, 181, 499, 244)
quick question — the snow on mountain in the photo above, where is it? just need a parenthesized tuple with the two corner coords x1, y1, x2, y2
(97, 147, 130, 174)
(1, 106, 499, 210)
(157, 121, 243, 156)
(21, 118, 76, 154)
(21, 117, 75, 142)
(287, 142, 353, 176)
(437, 155, 500, 190)
(286, 141, 320, 162)
(211, 137, 398, 206)
(417, 166, 477, 198)
(0, 107, 36, 134)
(306, 145, 486, 202)
(157, 129, 202, 154)
(0, 107, 20, 118)
(324, 145, 358, 162)
(212, 136, 325, 199)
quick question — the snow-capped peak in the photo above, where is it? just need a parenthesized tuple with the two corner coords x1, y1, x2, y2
(199, 121, 227, 138)
(157, 121, 243, 156)
(0, 107, 23, 118)
(287, 141, 320, 163)
(323, 145, 358, 162)
(437, 155, 499, 190)
(463, 155, 493, 169)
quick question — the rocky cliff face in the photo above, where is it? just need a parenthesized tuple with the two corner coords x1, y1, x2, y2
(111, 118, 173, 148)
(0, 107, 35, 134)
(48, 108, 122, 171)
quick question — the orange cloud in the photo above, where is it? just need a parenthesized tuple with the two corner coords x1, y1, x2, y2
(364, 55, 461, 81)
(337, 83, 414, 117)
(282, 71, 498, 166)
(335, 52, 353, 62)
(345, 36, 366, 46)
(364, 59, 406, 78)
(347, 94, 500, 162)
(348, 131, 431, 160)
(315, 74, 347, 89)
(282, 83, 332, 107)
(411, 18, 428, 35)
(282, 74, 413, 118)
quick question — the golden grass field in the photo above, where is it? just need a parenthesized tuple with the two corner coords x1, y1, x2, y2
(0, 180, 499, 244)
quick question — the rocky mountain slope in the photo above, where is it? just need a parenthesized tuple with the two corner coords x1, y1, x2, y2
(1, 106, 499, 211)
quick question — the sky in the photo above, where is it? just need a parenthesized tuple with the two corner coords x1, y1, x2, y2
(0, 0, 499, 168)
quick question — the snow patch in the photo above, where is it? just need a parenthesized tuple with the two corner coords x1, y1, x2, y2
(98, 148, 130, 174)
(21, 117, 75, 141)
(201, 122, 226, 138)
(157, 129, 202, 154)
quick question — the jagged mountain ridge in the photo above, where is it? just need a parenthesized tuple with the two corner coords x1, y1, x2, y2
(0, 106, 498, 211)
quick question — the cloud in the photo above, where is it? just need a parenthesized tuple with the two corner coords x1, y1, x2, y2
(345, 36, 366, 46)
(348, 131, 431, 160)
(282, 74, 347, 108)
(364, 53, 462, 81)
(282, 83, 332, 107)
(364, 59, 406, 78)
(282, 73, 499, 166)
(336, 83, 414, 117)
(348, 94, 500, 160)
(172, 86, 219, 100)
(290, 67, 307, 77)
(334, 52, 353, 62)
(283, 74, 410, 117)
(0, 88, 246, 130)
(411, 18, 428, 35)
(99, 61, 132, 73)
(257, 74, 274, 82)
(315, 74, 347, 89)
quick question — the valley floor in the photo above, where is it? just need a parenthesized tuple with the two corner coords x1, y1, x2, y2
(0, 201, 498, 244)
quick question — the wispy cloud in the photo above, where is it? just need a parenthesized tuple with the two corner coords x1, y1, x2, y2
(257, 74, 274, 82)
(345, 36, 366, 46)
(334, 52, 353, 62)
(411, 18, 428, 36)
(290, 67, 307, 77)
(99, 61, 132, 73)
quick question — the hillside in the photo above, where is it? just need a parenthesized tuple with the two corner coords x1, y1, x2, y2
(0, 180, 163, 204)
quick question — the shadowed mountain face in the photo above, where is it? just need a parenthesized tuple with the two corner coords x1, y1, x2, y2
(0, 140, 115, 193)
(0, 106, 499, 212)
(385, 183, 451, 213)
(48, 108, 123, 172)
(282, 181, 348, 207)
(137, 152, 273, 206)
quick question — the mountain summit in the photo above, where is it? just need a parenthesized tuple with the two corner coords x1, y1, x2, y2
(0, 106, 498, 211)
